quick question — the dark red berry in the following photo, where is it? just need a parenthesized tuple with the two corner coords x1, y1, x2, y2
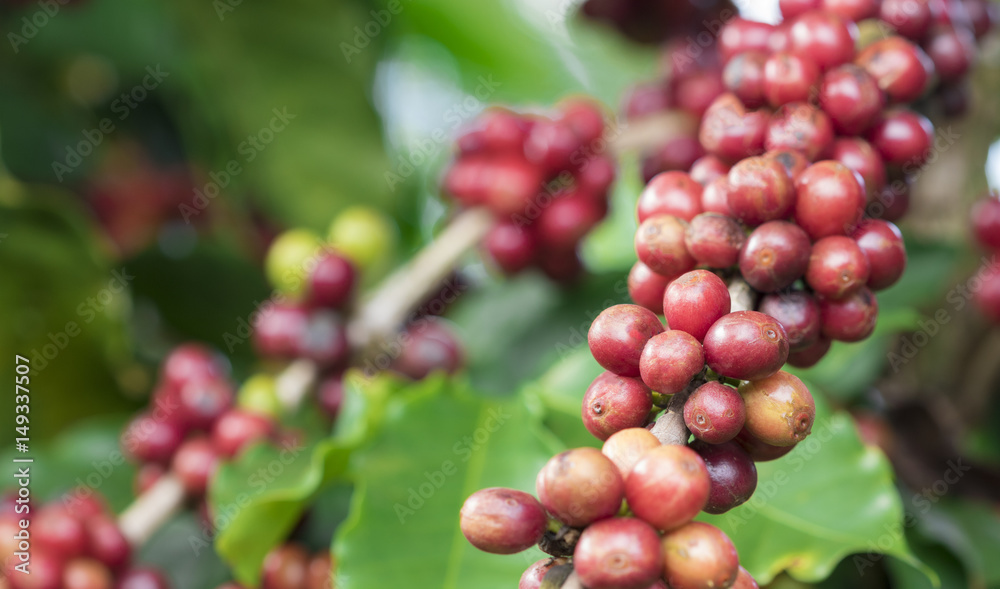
(971, 196, 1000, 251)
(821, 286, 879, 341)
(879, 0, 934, 39)
(460, 488, 547, 555)
(519, 558, 569, 589)
(764, 149, 810, 181)
(684, 382, 746, 444)
(589, 304, 665, 377)
(34, 505, 87, 558)
(85, 515, 130, 571)
(867, 109, 934, 167)
(719, 18, 776, 63)
(161, 344, 227, 394)
(788, 10, 859, 71)
(823, 0, 879, 21)
(664, 270, 732, 342)
(765, 102, 835, 162)
(524, 120, 579, 174)
(723, 51, 768, 109)
(698, 94, 768, 162)
(781, 0, 822, 19)
(177, 378, 234, 431)
(974, 266, 1000, 322)
(734, 425, 797, 461)
(794, 160, 867, 239)
(701, 176, 734, 216)
(758, 291, 823, 351)
(924, 25, 976, 81)
(684, 213, 746, 269)
(819, 64, 885, 136)
(252, 303, 310, 358)
(171, 437, 220, 495)
(691, 440, 758, 514)
(689, 155, 731, 186)
(626, 445, 710, 531)
(392, 319, 464, 380)
(306, 252, 356, 309)
(727, 156, 796, 225)
(830, 137, 886, 201)
(211, 409, 274, 459)
(639, 331, 705, 395)
(628, 261, 673, 314)
(852, 219, 907, 290)
(806, 236, 871, 299)
(582, 372, 653, 441)
(788, 337, 833, 368)
(485, 222, 537, 275)
(536, 192, 606, 250)
(739, 221, 812, 292)
(703, 311, 790, 381)
(121, 413, 186, 465)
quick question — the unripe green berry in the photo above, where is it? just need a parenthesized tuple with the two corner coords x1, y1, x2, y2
(265, 229, 324, 297)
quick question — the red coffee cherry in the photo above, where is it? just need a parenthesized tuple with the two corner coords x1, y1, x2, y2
(703, 311, 790, 381)
(635, 215, 697, 277)
(685, 213, 746, 269)
(741, 371, 817, 446)
(819, 65, 885, 136)
(63, 558, 112, 589)
(574, 518, 665, 589)
(664, 270, 732, 342)
(852, 219, 907, 290)
(727, 156, 796, 226)
(306, 554, 333, 589)
(781, 0, 822, 19)
(701, 176, 735, 216)
(872, 177, 912, 222)
(764, 149, 810, 181)
(481, 156, 546, 217)
(457, 107, 530, 155)
(879, 0, 934, 40)
(171, 437, 220, 495)
(788, 10, 859, 71)
(121, 412, 186, 465)
(867, 109, 934, 167)
(602, 428, 661, 479)
(161, 344, 229, 394)
(964, 0, 997, 38)
(723, 51, 768, 109)
(524, 119, 579, 174)
(830, 137, 886, 201)
(296, 311, 350, 368)
(134, 463, 166, 495)
(719, 18, 776, 63)
(690, 440, 758, 514)
(855, 37, 934, 103)
(734, 425, 798, 461)
(177, 378, 234, 431)
(764, 52, 821, 107)
(252, 303, 310, 359)
(628, 261, 673, 314)
(823, 0, 879, 21)
(582, 372, 653, 441)
(684, 382, 746, 444)
(392, 319, 464, 380)
(306, 252, 356, 310)
(85, 515, 130, 571)
(34, 505, 87, 559)
(459, 488, 547, 555)
(8, 549, 62, 589)
(689, 155, 731, 186)
(924, 25, 976, 81)
(734, 566, 761, 589)
(765, 102, 835, 162)
(758, 291, 823, 351)
(577, 154, 616, 195)
(485, 221, 536, 274)
(626, 445, 710, 531)
(637, 172, 704, 223)
(211, 409, 275, 459)
(794, 160, 867, 239)
(536, 192, 606, 251)
(671, 70, 727, 118)
(589, 304, 665, 377)
(660, 522, 739, 589)
(788, 337, 833, 368)
(971, 195, 1000, 250)
(806, 236, 872, 299)
(536, 448, 625, 527)
(263, 544, 310, 589)
(974, 266, 1000, 322)
(639, 331, 705, 395)
(642, 135, 707, 183)
(821, 286, 879, 341)
(624, 81, 672, 120)
(559, 98, 606, 145)
(698, 94, 769, 162)
(537, 247, 583, 284)
(739, 221, 812, 293)
(519, 558, 569, 589)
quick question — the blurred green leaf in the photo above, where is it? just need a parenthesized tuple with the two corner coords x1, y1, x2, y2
(139, 513, 232, 589)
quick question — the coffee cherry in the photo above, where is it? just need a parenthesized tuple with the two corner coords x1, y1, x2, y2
(701, 177, 735, 216)
(602, 428, 661, 478)
(872, 177, 912, 222)
(628, 261, 673, 314)
(482, 156, 546, 217)
(691, 440, 758, 514)
(639, 331, 705, 395)
(171, 437, 220, 495)
(306, 252, 356, 310)
(806, 236, 871, 299)
(684, 213, 746, 269)
(519, 558, 569, 589)
(485, 222, 537, 275)
(577, 154, 616, 196)
(781, 0, 822, 19)
(8, 549, 62, 589)
(643, 136, 708, 182)
(177, 378, 234, 431)
(116, 568, 171, 589)
(134, 463, 166, 495)
(739, 221, 812, 292)
(538, 247, 584, 284)
(698, 94, 768, 162)
(719, 19, 776, 63)
(589, 304, 665, 377)
(818, 65, 885, 136)
(211, 409, 274, 459)
(536, 192, 606, 250)
(764, 52, 821, 107)
(661, 522, 739, 589)
(161, 344, 228, 394)
(690, 155, 732, 186)
(263, 544, 310, 589)
(734, 566, 761, 589)
(764, 149, 811, 181)
(868, 109, 934, 167)
(856, 37, 934, 103)
(574, 518, 664, 589)
(971, 196, 1000, 250)
(741, 371, 817, 446)
(392, 319, 464, 380)
(823, 0, 879, 21)
(252, 303, 310, 358)
(758, 291, 823, 351)
(559, 98, 605, 145)
(316, 375, 345, 420)
(671, 70, 727, 118)
(734, 425, 798, 461)
(525, 119, 579, 173)
(684, 382, 746, 444)
(664, 270, 732, 342)
(536, 448, 624, 527)
(879, 0, 934, 39)
(635, 215, 697, 277)
(236, 374, 281, 419)
(924, 25, 976, 81)
(974, 266, 1000, 322)
(765, 102, 835, 162)
(627, 445, 709, 531)
(964, 0, 997, 38)
(794, 160, 867, 239)
(788, 10, 859, 71)
(821, 286, 879, 341)
(459, 488, 547, 554)
(457, 107, 530, 155)
(703, 311, 790, 381)
(306, 554, 333, 589)
(85, 515, 130, 571)
(34, 505, 87, 558)
(624, 81, 672, 120)
(582, 372, 653, 441)
(63, 558, 112, 589)
(852, 219, 907, 290)
(727, 157, 796, 226)
(788, 337, 833, 368)
(637, 172, 704, 223)
(830, 137, 886, 201)
(121, 413, 185, 465)
(265, 229, 323, 297)
(723, 51, 768, 109)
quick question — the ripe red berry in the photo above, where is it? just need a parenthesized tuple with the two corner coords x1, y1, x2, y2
(211, 409, 275, 459)
(161, 344, 228, 394)
(642, 135, 707, 183)
(867, 109, 934, 167)
(739, 221, 812, 292)
(788, 10, 859, 71)
(171, 437, 220, 495)
(723, 51, 768, 109)
(8, 549, 62, 589)
(727, 156, 796, 225)
(974, 266, 1000, 322)
(85, 515, 130, 571)
(536, 448, 624, 527)
(485, 222, 537, 275)
(821, 286, 879, 341)
(559, 98, 606, 145)
(537, 247, 583, 284)
(637, 172, 704, 223)
(819, 64, 885, 136)
(764, 149, 810, 181)
(63, 558, 113, 589)
(856, 37, 934, 103)
(758, 291, 823, 351)
(852, 219, 907, 290)
(823, 0, 879, 21)
(624, 82, 672, 120)
(252, 303, 310, 358)
(794, 160, 867, 239)
(602, 428, 661, 478)
(684, 382, 746, 444)
(589, 304, 665, 377)
(626, 445, 710, 531)
(734, 566, 760, 589)
(519, 558, 569, 589)
(740, 371, 817, 446)
(134, 463, 166, 495)
(459, 488, 547, 555)
(806, 236, 871, 299)
(263, 544, 310, 589)
(764, 52, 821, 107)
(703, 311, 790, 381)
(830, 137, 886, 201)
(524, 120, 579, 174)
(698, 94, 768, 162)
(628, 261, 673, 314)
(690, 155, 732, 186)
(924, 25, 976, 81)
(788, 337, 833, 368)
(671, 71, 727, 118)
(481, 156, 546, 217)
(700, 176, 734, 216)
(536, 192, 606, 250)
(457, 108, 530, 155)
(634, 215, 697, 277)
(719, 19, 776, 63)
(392, 319, 464, 380)
(781, 0, 822, 19)
(691, 440, 758, 514)
(684, 213, 746, 269)
(177, 378, 234, 431)
(297, 311, 350, 368)
(34, 506, 87, 559)
(971, 196, 1000, 251)
(639, 331, 705, 395)
(577, 155, 616, 196)
(121, 413, 186, 465)
(879, 0, 934, 40)
(582, 372, 653, 440)
(765, 102, 835, 162)
(663, 270, 732, 343)
(574, 518, 664, 589)
(660, 522, 739, 589)
(306, 252, 356, 309)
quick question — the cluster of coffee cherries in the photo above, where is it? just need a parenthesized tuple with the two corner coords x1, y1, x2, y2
(213, 543, 333, 589)
(442, 100, 617, 282)
(0, 493, 170, 589)
(580, 0, 735, 45)
(971, 192, 1000, 322)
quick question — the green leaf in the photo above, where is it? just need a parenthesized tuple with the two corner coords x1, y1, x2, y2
(701, 387, 935, 586)
(138, 513, 232, 589)
(335, 376, 556, 589)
